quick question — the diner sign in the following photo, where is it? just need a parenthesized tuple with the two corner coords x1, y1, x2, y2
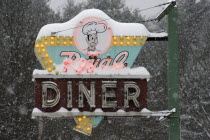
(32, 9, 151, 135)
(33, 11, 149, 113)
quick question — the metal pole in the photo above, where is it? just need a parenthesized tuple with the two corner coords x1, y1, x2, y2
(168, 6, 180, 140)
(38, 117, 43, 140)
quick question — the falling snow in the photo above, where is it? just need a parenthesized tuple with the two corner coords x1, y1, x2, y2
(0, 0, 209, 139)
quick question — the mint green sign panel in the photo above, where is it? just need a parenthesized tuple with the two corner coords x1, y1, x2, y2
(46, 46, 143, 68)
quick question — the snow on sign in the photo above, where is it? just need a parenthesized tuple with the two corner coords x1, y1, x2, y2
(32, 9, 153, 135)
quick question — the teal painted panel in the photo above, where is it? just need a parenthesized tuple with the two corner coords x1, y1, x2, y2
(87, 116, 104, 128)
(46, 46, 85, 64)
(46, 46, 143, 68)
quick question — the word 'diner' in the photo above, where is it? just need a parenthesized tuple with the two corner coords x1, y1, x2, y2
(60, 51, 129, 74)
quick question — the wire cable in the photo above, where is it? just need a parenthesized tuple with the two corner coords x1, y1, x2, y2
(51, 2, 172, 35)
(51, 17, 111, 35)
(138, 2, 172, 12)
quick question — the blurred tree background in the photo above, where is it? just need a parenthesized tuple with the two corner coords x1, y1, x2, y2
(0, 0, 209, 139)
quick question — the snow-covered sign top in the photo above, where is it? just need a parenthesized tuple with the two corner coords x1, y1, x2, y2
(37, 9, 151, 40)
(34, 9, 155, 76)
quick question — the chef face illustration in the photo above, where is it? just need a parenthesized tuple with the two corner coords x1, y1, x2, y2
(82, 21, 107, 52)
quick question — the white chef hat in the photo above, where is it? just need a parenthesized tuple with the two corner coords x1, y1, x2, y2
(82, 21, 107, 35)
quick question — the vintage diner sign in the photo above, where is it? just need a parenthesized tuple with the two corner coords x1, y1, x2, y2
(32, 9, 151, 135)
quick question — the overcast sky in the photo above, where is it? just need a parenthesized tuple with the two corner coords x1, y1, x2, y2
(49, 0, 168, 19)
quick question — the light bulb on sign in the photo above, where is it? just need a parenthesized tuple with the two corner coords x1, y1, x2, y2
(50, 37, 54, 40)
(45, 54, 49, 58)
(49, 60, 53, 64)
(77, 126, 81, 129)
(48, 68, 52, 72)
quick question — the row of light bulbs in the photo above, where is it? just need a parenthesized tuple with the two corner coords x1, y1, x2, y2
(113, 41, 139, 46)
(113, 36, 146, 40)
(36, 41, 74, 47)
(35, 36, 147, 72)
(35, 42, 55, 72)
(38, 36, 145, 41)
(112, 36, 146, 46)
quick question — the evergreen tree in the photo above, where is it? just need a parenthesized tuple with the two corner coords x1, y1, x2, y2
(62, 0, 84, 21)
(0, 0, 59, 139)
(178, 0, 210, 139)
